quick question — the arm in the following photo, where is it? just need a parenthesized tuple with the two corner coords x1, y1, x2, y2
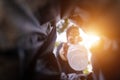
(59, 43, 68, 61)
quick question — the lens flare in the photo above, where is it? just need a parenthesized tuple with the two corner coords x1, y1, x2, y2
(79, 29, 100, 49)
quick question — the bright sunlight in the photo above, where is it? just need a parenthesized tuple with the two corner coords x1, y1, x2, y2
(79, 29, 100, 49)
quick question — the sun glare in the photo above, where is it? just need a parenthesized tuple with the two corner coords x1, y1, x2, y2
(79, 29, 100, 49)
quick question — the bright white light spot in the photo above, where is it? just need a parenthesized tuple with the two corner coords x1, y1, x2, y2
(87, 64, 93, 72)
(79, 29, 100, 49)
(56, 32, 67, 42)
